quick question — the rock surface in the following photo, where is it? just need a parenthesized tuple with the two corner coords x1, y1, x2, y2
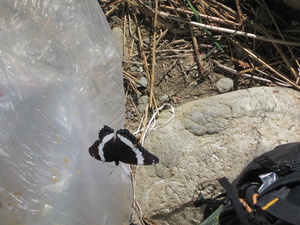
(134, 87, 300, 225)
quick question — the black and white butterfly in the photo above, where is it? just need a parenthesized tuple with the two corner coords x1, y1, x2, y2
(89, 125, 159, 166)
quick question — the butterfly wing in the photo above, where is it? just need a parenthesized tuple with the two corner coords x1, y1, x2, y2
(89, 125, 117, 163)
(116, 129, 159, 165)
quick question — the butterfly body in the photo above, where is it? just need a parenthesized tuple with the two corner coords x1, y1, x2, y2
(89, 125, 159, 166)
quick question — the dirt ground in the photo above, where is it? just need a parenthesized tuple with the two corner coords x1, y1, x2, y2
(123, 53, 264, 131)
(98, 0, 300, 132)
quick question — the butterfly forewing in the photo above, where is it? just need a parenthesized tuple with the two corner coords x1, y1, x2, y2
(116, 129, 159, 165)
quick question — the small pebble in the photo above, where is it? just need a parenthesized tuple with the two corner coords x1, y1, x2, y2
(160, 94, 169, 102)
(130, 66, 138, 72)
(216, 78, 234, 94)
(137, 104, 146, 114)
(137, 77, 148, 87)
(138, 95, 148, 105)
(126, 112, 133, 119)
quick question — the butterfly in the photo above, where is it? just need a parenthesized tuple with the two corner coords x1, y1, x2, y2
(89, 125, 159, 166)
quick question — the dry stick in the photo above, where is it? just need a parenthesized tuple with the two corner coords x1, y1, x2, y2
(200, 0, 240, 23)
(156, 28, 169, 49)
(149, 0, 159, 110)
(157, 11, 300, 46)
(268, 38, 298, 79)
(151, 49, 195, 53)
(209, 0, 240, 17)
(189, 24, 204, 76)
(238, 60, 284, 74)
(123, 13, 127, 60)
(130, 38, 134, 58)
(126, 0, 154, 18)
(123, 70, 139, 82)
(160, 5, 241, 26)
(104, 0, 124, 17)
(157, 55, 193, 59)
(231, 39, 300, 90)
(134, 14, 151, 83)
(130, 51, 194, 58)
(127, 13, 135, 59)
(235, 0, 244, 26)
(105, 5, 119, 17)
(260, 0, 298, 80)
(123, 70, 141, 95)
(123, 61, 144, 65)
(296, 60, 300, 85)
(214, 60, 292, 87)
(103, 0, 123, 9)
(132, 179, 146, 225)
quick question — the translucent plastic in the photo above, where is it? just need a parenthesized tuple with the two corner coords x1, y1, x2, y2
(0, 1, 132, 225)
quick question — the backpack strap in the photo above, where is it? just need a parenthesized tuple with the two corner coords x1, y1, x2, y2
(257, 192, 300, 225)
(219, 177, 251, 225)
(200, 205, 224, 225)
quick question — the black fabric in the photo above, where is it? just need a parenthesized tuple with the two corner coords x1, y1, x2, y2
(257, 191, 300, 225)
(219, 177, 250, 225)
(197, 142, 300, 225)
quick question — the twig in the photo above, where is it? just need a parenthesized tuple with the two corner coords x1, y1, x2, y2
(149, 0, 159, 110)
(159, 5, 241, 26)
(134, 14, 151, 83)
(123, 13, 127, 59)
(158, 11, 300, 46)
(123, 70, 141, 95)
(231, 39, 300, 90)
(235, 0, 244, 27)
(214, 60, 292, 87)
(189, 24, 204, 76)
(260, 0, 298, 79)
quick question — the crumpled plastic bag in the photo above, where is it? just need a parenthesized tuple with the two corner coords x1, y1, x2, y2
(0, 1, 132, 225)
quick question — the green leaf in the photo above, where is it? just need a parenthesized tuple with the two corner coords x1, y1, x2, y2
(187, 0, 227, 57)
(187, 0, 202, 23)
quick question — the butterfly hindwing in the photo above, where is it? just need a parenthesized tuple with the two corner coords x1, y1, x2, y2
(89, 125, 159, 166)
(89, 125, 117, 163)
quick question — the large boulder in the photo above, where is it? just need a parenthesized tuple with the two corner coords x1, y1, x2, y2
(135, 87, 300, 225)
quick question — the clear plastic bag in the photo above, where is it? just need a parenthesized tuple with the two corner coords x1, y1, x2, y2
(0, 1, 131, 224)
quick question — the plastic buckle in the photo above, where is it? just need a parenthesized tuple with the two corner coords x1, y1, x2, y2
(278, 164, 292, 176)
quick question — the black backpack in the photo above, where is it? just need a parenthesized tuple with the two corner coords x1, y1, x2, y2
(195, 142, 300, 225)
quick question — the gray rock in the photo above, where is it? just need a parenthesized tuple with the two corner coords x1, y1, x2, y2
(160, 94, 170, 102)
(216, 77, 234, 93)
(137, 95, 148, 114)
(126, 112, 133, 119)
(137, 77, 148, 87)
(134, 87, 300, 225)
(138, 95, 148, 105)
(137, 104, 146, 114)
(130, 66, 138, 72)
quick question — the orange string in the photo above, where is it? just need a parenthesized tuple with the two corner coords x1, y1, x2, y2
(252, 193, 259, 205)
(239, 198, 253, 213)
